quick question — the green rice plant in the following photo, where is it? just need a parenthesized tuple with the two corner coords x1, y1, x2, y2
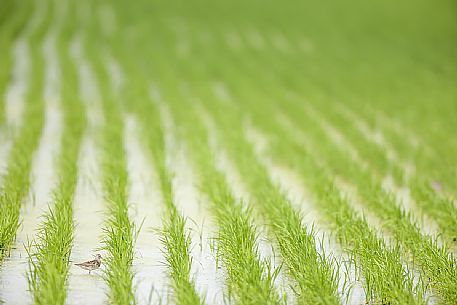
(82, 22, 136, 304)
(98, 101, 136, 305)
(26, 2, 85, 302)
(160, 208, 203, 305)
(27, 96, 84, 304)
(167, 87, 283, 305)
(0, 0, 49, 260)
(98, 72, 136, 305)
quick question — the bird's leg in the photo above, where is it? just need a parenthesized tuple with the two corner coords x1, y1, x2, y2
(89, 270, 91, 275)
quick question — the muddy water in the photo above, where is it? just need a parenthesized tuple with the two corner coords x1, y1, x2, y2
(66, 136, 107, 305)
(124, 116, 169, 304)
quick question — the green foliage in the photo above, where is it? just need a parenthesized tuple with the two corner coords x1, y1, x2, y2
(1, 0, 456, 304)
(0, 0, 47, 260)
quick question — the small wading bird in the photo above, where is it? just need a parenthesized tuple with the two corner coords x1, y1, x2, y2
(75, 254, 102, 274)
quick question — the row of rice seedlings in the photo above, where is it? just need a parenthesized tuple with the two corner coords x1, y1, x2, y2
(130, 87, 203, 305)
(198, 95, 341, 304)
(279, 99, 457, 304)
(327, 103, 457, 243)
(241, 97, 425, 304)
(0, 0, 33, 126)
(0, 0, 50, 260)
(27, 61, 84, 305)
(99, 97, 136, 304)
(165, 83, 284, 305)
(77, 6, 137, 299)
(26, 1, 85, 302)
(88, 46, 137, 304)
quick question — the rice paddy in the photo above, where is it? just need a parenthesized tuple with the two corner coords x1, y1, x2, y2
(0, 0, 456, 304)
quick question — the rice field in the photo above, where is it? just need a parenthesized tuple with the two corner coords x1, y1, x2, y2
(0, 0, 456, 304)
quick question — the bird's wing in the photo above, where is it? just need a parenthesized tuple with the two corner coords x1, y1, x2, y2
(75, 259, 97, 266)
